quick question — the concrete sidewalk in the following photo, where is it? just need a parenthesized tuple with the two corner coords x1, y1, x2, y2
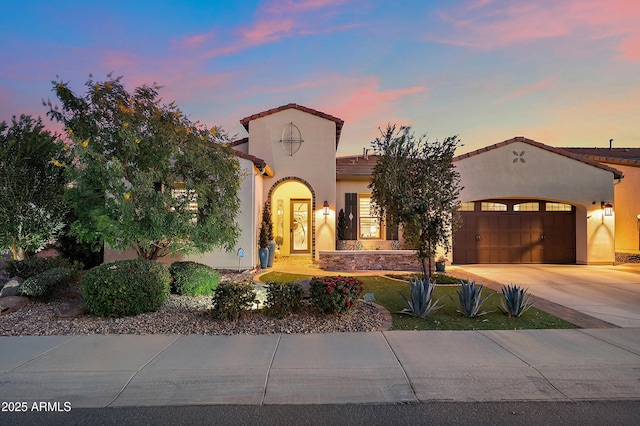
(1, 329, 639, 408)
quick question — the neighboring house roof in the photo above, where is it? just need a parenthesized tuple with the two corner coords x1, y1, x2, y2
(560, 147, 640, 168)
(239, 103, 345, 149)
(454, 137, 624, 179)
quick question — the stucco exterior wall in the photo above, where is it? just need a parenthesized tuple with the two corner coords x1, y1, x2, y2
(187, 157, 262, 269)
(247, 109, 337, 260)
(606, 163, 640, 253)
(454, 142, 616, 264)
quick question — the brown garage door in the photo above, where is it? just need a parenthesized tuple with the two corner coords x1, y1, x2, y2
(453, 200, 576, 264)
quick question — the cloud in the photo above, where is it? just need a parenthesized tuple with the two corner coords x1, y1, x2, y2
(432, 0, 640, 61)
(497, 76, 556, 103)
(325, 76, 428, 123)
(173, 0, 361, 58)
(260, 0, 352, 14)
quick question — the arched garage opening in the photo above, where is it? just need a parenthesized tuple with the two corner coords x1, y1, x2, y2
(453, 199, 576, 264)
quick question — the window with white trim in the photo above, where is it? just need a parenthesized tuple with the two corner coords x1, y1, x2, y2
(359, 194, 380, 239)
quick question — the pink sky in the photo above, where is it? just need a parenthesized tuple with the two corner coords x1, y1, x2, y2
(1, 0, 638, 155)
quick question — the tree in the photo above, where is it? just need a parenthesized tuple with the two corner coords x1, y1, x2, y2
(47, 75, 243, 260)
(259, 202, 272, 249)
(0, 115, 68, 260)
(368, 124, 462, 277)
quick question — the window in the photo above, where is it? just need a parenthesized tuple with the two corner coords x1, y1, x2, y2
(514, 202, 539, 212)
(459, 202, 475, 211)
(171, 182, 198, 223)
(481, 202, 507, 211)
(546, 202, 572, 211)
(359, 194, 380, 239)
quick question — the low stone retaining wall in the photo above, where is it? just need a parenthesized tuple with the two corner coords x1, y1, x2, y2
(319, 250, 421, 271)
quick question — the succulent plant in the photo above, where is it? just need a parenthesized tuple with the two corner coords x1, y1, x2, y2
(498, 284, 535, 317)
(397, 276, 445, 318)
(454, 280, 492, 318)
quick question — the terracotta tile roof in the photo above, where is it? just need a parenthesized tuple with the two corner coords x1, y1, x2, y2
(560, 147, 640, 168)
(234, 150, 267, 169)
(454, 136, 624, 179)
(239, 103, 344, 148)
(231, 137, 248, 147)
(336, 154, 379, 178)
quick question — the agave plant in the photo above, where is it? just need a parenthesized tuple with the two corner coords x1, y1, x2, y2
(498, 284, 535, 317)
(454, 280, 492, 318)
(397, 276, 445, 318)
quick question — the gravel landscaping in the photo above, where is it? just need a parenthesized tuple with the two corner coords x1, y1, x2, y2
(0, 270, 385, 336)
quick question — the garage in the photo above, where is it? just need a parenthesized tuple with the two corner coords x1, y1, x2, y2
(453, 199, 576, 264)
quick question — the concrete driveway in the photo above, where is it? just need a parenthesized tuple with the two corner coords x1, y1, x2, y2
(451, 264, 640, 328)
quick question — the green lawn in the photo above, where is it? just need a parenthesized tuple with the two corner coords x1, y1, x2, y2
(258, 271, 578, 331)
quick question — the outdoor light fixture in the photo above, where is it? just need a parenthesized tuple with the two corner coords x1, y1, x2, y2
(323, 200, 330, 216)
(601, 202, 613, 217)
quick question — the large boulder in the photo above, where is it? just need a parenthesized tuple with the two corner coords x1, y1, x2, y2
(54, 300, 89, 318)
(0, 296, 29, 316)
(0, 277, 24, 298)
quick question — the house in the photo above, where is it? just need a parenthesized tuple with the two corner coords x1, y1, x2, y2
(106, 103, 635, 269)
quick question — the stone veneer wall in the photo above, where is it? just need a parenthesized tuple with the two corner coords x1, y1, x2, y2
(319, 250, 422, 271)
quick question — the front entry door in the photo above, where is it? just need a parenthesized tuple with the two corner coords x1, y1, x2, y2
(290, 199, 310, 254)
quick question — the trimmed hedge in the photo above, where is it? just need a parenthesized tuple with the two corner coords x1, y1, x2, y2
(6, 257, 77, 280)
(168, 261, 220, 296)
(265, 282, 303, 318)
(81, 259, 170, 318)
(16, 267, 71, 301)
(211, 282, 256, 321)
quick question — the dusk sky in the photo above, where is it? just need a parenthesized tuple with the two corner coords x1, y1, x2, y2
(1, 0, 639, 155)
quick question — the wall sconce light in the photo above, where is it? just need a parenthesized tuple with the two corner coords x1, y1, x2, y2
(601, 202, 613, 217)
(323, 200, 330, 216)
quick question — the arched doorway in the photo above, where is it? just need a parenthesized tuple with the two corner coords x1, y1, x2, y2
(269, 178, 315, 259)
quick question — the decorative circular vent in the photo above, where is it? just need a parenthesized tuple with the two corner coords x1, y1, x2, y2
(280, 122, 303, 156)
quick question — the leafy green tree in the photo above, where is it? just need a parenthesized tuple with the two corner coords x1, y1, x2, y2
(369, 124, 462, 277)
(47, 75, 243, 260)
(0, 115, 68, 260)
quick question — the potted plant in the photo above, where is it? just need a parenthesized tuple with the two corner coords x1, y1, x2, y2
(258, 203, 271, 268)
(336, 208, 347, 250)
(435, 255, 447, 273)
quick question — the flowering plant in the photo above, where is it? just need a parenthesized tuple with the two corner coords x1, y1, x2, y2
(309, 276, 364, 314)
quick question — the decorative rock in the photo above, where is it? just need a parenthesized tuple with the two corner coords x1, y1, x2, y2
(55, 300, 89, 318)
(0, 277, 24, 298)
(0, 296, 30, 316)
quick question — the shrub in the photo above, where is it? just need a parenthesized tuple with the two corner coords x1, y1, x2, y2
(211, 282, 256, 321)
(16, 267, 70, 300)
(498, 284, 535, 318)
(6, 257, 78, 279)
(265, 282, 303, 318)
(81, 259, 170, 317)
(453, 280, 492, 318)
(309, 276, 363, 314)
(398, 276, 444, 318)
(169, 261, 220, 296)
